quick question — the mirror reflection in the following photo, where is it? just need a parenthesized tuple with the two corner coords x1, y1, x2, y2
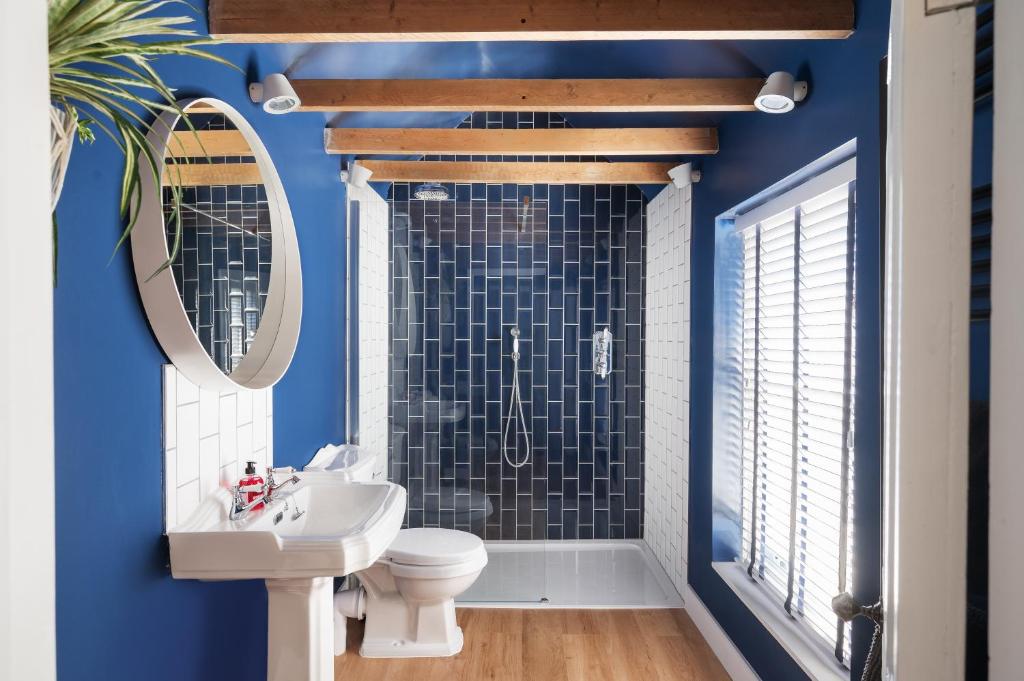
(162, 102, 272, 375)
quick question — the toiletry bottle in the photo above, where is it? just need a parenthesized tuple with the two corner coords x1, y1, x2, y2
(239, 460, 265, 512)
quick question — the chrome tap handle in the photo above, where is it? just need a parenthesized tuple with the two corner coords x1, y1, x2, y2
(231, 485, 245, 511)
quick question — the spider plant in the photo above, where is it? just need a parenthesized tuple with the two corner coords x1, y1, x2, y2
(48, 0, 237, 283)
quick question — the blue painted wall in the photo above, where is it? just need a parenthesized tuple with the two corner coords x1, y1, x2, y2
(687, 2, 890, 679)
(53, 20, 348, 681)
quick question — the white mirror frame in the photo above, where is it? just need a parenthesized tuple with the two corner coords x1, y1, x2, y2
(131, 97, 302, 391)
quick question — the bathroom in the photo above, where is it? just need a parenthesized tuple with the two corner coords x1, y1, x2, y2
(1, 1, 1015, 681)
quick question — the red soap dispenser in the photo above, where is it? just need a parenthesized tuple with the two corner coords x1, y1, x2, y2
(239, 460, 265, 512)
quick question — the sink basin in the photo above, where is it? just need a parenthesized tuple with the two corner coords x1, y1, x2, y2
(168, 474, 407, 681)
(168, 475, 405, 580)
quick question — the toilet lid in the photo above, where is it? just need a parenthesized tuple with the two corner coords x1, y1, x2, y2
(386, 528, 485, 567)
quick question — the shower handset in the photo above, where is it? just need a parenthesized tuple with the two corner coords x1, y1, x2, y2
(502, 326, 531, 468)
(593, 327, 613, 380)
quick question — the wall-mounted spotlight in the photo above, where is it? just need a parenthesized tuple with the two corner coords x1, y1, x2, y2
(668, 162, 702, 189)
(754, 71, 808, 114)
(248, 73, 301, 114)
(340, 162, 373, 188)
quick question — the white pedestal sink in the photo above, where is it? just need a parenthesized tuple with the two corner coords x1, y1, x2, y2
(168, 475, 406, 681)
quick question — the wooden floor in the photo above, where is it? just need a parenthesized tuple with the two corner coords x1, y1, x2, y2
(335, 608, 731, 681)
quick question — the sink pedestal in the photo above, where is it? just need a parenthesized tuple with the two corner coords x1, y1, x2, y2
(266, 577, 334, 681)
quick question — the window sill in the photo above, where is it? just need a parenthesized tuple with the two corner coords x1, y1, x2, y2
(712, 562, 849, 681)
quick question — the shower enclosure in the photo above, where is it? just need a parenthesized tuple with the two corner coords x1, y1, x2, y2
(381, 111, 678, 607)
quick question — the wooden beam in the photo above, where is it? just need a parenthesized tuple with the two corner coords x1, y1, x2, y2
(209, 0, 854, 42)
(165, 130, 252, 158)
(297, 78, 761, 113)
(326, 127, 718, 156)
(161, 163, 262, 187)
(358, 160, 677, 184)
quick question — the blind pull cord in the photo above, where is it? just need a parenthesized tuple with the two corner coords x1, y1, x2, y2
(831, 593, 883, 681)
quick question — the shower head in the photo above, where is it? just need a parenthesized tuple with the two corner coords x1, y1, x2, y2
(413, 182, 449, 200)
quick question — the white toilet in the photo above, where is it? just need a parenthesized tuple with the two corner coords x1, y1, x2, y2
(306, 445, 488, 658)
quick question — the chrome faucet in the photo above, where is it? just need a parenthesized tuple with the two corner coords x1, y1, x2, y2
(266, 466, 300, 497)
(229, 466, 301, 521)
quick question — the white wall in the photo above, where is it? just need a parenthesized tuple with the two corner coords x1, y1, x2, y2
(0, 2, 55, 679)
(988, 0, 1024, 675)
(883, 0, 974, 677)
(349, 185, 390, 478)
(162, 366, 274, 529)
(643, 180, 692, 597)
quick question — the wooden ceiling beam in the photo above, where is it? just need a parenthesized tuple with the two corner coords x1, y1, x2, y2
(165, 130, 252, 158)
(358, 160, 678, 184)
(209, 0, 854, 42)
(296, 78, 762, 113)
(325, 127, 718, 155)
(161, 163, 262, 187)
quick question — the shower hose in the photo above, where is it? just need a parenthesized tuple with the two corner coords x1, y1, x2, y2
(503, 327, 531, 468)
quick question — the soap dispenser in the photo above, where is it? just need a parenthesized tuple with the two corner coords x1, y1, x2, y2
(239, 460, 265, 512)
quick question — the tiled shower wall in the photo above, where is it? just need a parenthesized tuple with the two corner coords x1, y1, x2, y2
(350, 184, 390, 480)
(388, 112, 647, 541)
(643, 182, 692, 596)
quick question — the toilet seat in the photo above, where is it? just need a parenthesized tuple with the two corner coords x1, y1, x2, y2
(384, 528, 487, 578)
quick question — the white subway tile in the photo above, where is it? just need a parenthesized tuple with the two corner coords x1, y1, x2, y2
(237, 422, 253, 465)
(219, 393, 238, 466)
(237, 389, 253, 424)
(265, 415, 274, 467)
(164, 446, 177, 530)
(163, 366, 177, 449)
(252, 391, 267, 449)
(176, 402, 200, 484)
(177, 479, 201, 524)
(199, 434, 220, 499)
(176, 370, 199, 405)
(199, 387, 219, 439)
(220, 462, 239, 489)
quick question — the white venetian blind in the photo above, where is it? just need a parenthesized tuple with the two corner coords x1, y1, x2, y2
(737, 158, 857, 666)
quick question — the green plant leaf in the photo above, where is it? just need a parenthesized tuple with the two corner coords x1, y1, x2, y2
(48, 0, 237, 284)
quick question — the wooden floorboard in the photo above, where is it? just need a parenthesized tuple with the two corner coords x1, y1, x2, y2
(334, 608, 731, 681)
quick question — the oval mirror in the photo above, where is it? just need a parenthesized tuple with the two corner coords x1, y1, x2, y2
(132, 98, 302, 391)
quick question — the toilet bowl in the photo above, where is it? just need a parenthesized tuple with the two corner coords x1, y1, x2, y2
(352, 527, 487, 657)
(307, 445, 488, 658)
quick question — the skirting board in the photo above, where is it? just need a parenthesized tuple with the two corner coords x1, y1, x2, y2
(684, 586, 760, 681)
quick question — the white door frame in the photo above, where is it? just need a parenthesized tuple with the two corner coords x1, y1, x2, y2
(988, 0, 1024, 677)
(0, 2, 57, 681)
(882, 0, 974, 679)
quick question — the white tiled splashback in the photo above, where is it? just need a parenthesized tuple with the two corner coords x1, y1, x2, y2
(162, 365, 273, 531)
(350, 185, 390, 479)
(643, 181, 692, 597)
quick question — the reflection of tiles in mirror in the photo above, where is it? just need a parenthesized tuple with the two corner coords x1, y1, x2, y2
(458, 541, 683, 608)
(162, 112, 272, 375)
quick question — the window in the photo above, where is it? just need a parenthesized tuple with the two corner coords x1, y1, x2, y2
(730, 157, 857, 667)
